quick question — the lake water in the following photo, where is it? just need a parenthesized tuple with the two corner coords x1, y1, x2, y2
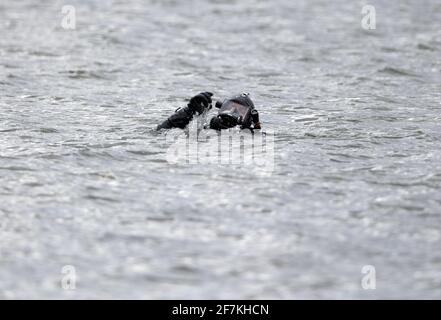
(1, 0, 441, 299)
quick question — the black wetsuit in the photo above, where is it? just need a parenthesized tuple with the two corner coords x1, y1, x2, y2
(156, 92, 213, 131)
(156, 92, 261, 131)
(156, 106, 197, 130)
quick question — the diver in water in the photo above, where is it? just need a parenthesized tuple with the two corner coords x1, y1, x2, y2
(156, 92, 261, 131)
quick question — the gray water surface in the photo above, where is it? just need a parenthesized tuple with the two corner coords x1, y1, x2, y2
(1, 0, 441, 299)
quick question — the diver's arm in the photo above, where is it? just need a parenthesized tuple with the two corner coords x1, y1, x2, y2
(156, 92, 213, 130)
(156, 106, 195, 130)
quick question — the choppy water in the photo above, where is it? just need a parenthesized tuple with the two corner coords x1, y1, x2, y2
(1, 0, 441, 299)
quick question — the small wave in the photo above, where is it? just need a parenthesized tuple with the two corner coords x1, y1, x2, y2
(28, 50, 60, 57)
(1, 63, 19, 69)
(38, 128, 59, 133)
(127, 150, 160, 156)
(378, 67, 419, 77)
(327, 152, 373, 160)
(60, 70, 108, 80)
(294, 116, 320, 122)
(417, 43, 436, 51)
(86, 142, 131, 149)
(250, 71, 281, 78)
(0, 128, 19, 133)
(88, 172, 116, 180)
(380, 46, 400, 53)
(0, 166, 34, 172)
(84, 195, 119, 202)
(23, 182, 44, 187)
(297, 56, 316, 62)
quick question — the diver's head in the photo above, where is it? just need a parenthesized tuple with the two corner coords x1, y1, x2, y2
(209, 92, 255, 130)
(228, 92, 255, 109)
